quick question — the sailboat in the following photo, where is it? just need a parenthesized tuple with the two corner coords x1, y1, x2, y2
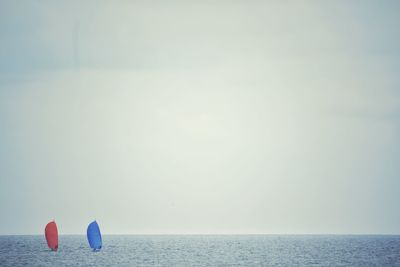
(45, 220, 58, 251)
(87, 220, 102, 251)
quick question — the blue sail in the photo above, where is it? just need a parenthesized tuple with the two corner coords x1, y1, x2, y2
(87, 220, 102, 251)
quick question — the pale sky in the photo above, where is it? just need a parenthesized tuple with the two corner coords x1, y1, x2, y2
(0, 0, 399, 235)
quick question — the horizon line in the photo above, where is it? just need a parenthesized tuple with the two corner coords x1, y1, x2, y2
(1, 233, 400, 236)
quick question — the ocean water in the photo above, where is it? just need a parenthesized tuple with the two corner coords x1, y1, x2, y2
(0, 235, 399, 266)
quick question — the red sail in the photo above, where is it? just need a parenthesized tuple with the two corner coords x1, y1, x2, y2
(45, 221, 58, 251)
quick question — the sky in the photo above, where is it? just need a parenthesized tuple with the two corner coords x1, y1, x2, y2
(0, 0, 399, 235)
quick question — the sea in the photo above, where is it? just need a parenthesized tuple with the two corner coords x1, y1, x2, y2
(0, 235, 399, 266)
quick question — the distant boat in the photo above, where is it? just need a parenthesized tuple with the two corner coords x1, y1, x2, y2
(87, 220, 102, 251)
(45, 221, 58, 251)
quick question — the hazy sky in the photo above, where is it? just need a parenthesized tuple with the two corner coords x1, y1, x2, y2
(0, 1, 399, 235)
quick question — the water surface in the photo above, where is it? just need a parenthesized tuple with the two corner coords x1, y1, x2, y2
(0, 235, 399, 266)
